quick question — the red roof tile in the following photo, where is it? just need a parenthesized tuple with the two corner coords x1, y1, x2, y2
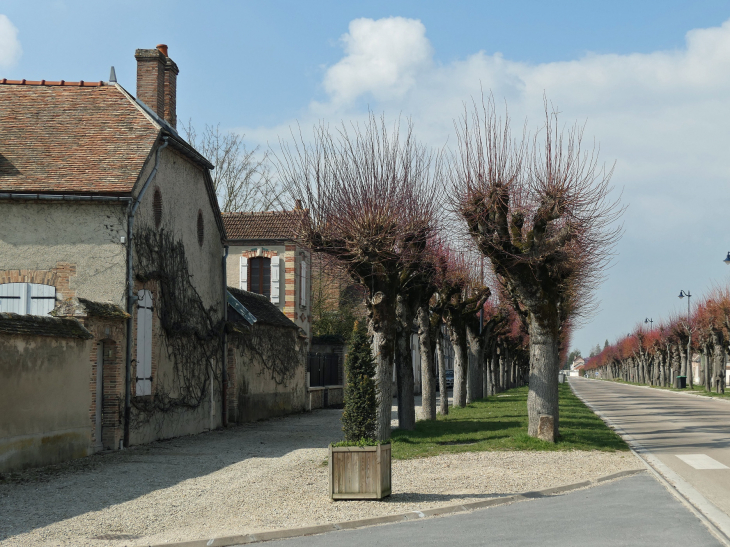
(222, 210, 306, 240)
(0, 82, 159, 195)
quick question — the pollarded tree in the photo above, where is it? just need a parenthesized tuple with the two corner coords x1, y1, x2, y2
(453, 97, 623, 441)
(276, 115, 439, 441)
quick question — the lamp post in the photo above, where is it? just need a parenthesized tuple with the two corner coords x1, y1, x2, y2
(678, 290, 692, 388)
(645, 317, 653, 329)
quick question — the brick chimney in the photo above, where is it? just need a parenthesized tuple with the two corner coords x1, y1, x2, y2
(134, 44, 179, 128)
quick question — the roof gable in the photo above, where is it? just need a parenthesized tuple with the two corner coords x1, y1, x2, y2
(0, 82, 159, 195)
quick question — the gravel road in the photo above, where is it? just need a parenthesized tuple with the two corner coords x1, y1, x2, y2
(0, 404, 639, 547)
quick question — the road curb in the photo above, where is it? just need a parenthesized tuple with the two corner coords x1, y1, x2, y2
(147, 469, 644, 547)
(570, 378, 730, 547)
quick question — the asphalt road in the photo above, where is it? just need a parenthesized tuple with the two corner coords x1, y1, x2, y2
(572, 378, 730, 524)
(257, 473, 720, 547)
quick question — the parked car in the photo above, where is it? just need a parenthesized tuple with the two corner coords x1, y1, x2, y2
(435, 369, 454, 391)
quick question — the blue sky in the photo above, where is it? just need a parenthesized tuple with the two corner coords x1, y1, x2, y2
(3, 1, 730, 356)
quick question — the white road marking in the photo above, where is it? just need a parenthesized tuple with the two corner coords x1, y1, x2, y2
(676, 454, 729, 470)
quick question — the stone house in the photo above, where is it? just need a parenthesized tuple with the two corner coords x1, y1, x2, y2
(222, 209, 312, 342)
(0, 44, 227, 471)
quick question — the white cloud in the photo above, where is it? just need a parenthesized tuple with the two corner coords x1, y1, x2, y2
(0, 15, 22, 69)
(321, 17, 433, 106)
(241, 17, 730, 353)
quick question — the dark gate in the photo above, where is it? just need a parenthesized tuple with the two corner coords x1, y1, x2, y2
(308, 353, 340, 387)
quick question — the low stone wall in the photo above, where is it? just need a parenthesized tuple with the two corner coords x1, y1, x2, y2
(227, 324, 307, 423)
(307, 386, 344, 410)
(0, 315, 94, 473)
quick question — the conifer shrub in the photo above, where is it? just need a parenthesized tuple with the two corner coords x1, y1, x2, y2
(341, 323, 379, 443)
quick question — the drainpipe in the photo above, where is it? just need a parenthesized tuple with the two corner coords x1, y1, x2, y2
(221, 244, 229, 427)
(123, 136, 169, 448)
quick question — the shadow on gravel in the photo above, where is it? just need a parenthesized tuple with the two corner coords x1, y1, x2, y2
(0, 408, 344, 541)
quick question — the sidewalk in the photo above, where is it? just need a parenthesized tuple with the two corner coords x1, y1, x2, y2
(1, 400, 637, 547)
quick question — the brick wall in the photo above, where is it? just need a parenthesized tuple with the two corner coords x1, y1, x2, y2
(0, 262, 77, 300)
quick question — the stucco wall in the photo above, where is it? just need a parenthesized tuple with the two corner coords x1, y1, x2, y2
(228, 324, 306, 423)
(0, 200, 127, 305)
(128, 146, 224, 444)
(0, 334, 93, 473)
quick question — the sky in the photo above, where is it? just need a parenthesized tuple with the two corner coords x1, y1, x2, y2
(3, 0, 730, 356)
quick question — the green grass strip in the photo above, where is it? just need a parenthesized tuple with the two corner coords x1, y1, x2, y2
(390, 383, 629, 460)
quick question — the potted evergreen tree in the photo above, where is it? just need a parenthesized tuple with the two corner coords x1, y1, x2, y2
(329, 324, 391, 499)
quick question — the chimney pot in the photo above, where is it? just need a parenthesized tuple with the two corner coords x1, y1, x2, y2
(156, 44, 168, 56)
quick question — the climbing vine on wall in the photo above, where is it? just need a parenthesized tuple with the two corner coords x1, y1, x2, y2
(230, 324, 302, 386)
(131, 228, 223, 424)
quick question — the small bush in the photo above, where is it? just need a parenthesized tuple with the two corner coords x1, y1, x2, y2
(341, 323, 378, 443)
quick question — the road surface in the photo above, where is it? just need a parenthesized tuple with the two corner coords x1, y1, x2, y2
(572, 377, 730, 529)
(260, 473, 720, 547)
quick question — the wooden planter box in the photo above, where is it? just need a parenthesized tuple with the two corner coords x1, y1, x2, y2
(329, 444, 391, 500)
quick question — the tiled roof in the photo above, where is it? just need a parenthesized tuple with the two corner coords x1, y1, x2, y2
(222, 210, 306, 241)
(0, 312, 93, 339)
(227, 287, 298, 329)
(0, 81, 159, 195)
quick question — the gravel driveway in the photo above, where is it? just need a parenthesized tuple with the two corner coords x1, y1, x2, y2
(0, 404, 640, 547)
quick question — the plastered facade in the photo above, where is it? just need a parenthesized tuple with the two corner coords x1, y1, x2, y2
(128, 145, 225, 443)
(0, 200, 128, 305)
(226, 242, 311, 341)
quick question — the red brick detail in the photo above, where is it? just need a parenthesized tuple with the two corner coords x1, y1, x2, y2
(0, 262, 77, 299)
(135, 48, 165, 117)
(241, 250, 278, 259)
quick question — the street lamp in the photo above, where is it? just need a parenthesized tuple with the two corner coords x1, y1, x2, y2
(645, 317, 653, 329)
(678, 290, 692, 389)
(724, 252, 730, 265)
(678, 289, 691, 314)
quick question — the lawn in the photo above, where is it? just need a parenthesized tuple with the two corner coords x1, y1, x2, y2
(390, 383, 628, 459)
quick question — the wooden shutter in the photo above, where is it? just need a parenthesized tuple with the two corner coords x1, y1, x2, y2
(0, 283, 26, 314)
(136, 290, 153, 396)
(271, 255, 280, 304)
(29, 283, 56, 315)
(300, 260, 307, 307)
(239, 256, 248, 291)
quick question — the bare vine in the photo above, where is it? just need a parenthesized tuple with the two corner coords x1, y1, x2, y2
(131, 228, 223, 424)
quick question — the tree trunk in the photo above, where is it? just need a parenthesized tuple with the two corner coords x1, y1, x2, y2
(367, 292, 396, 442)
(416, 306, 436, 421)
(436, 330, 448, 415)
(395, 296, 415, 430)
(466, 324, 484, 403)
(687, 334, 693, 389)
(449, 325, 468, 407)
(527, 318, 560, 441)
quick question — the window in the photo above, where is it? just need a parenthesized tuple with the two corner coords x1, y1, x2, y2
(197, 210, 204, 247)
(153, 188, 162, 228)
(0, 283, 56, 315)
(248, 257, 271, 298)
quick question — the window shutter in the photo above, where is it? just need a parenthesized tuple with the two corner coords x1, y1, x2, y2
(0, 283, 26, 314)
(300, 260, 307, 308)
(270, 255, 280, 304)
(136, 290, 153, 396)
(29, 283, 56, 315)
(239, 256, 248, 291)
